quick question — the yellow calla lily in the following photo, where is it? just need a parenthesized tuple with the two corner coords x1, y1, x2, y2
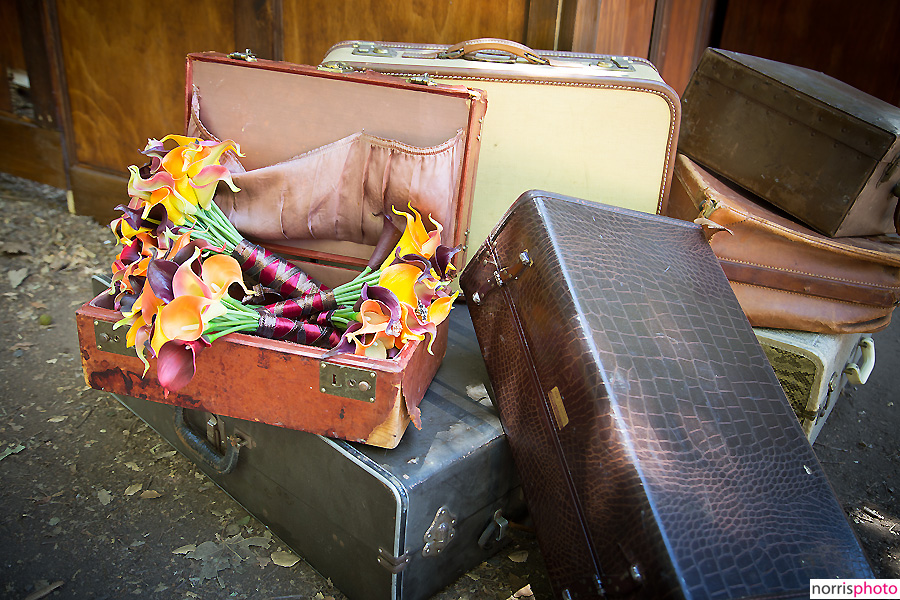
(378, 263, 422, 307)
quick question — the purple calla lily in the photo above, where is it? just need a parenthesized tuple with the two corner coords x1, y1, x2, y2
(157, 338, 211, 395)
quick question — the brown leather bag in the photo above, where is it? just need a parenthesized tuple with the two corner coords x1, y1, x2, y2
(667, 154, 900, 334)
(461, 190, 872, 599)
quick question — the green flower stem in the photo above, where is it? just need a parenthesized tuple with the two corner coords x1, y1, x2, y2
(206, 321, 257, 343)
(221, 295, 259, 316)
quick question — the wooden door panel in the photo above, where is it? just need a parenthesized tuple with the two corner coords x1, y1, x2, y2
(56, 0, 236, 173)
(282, 0, 528, 67)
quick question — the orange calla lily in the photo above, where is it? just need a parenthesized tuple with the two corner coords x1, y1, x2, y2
(157, 294, 226, 344)
(427, 290, 459, 326)
(345, 299, 398, 357)
(172, 249, 247, 301)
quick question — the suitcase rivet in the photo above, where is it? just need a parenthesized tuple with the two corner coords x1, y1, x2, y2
(358, 381, 371, 392)
(320, 387, 326, 393)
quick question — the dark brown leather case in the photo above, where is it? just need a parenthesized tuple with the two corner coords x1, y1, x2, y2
(680, 48, 900, 238)
(460, 190, 873, 599)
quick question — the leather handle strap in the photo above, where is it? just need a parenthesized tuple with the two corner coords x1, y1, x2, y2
(436, 38, 553, 66)
(469, 250, 533, 305)
(174, 407, 241, 475)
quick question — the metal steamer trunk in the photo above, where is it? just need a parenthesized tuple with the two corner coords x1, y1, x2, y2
(109, 306, 524, 600)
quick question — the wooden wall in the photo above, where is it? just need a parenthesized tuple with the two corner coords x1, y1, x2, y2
(282, 0, 529, 66)
(0, 0, 733, 225)
(719, 0, 900, 107)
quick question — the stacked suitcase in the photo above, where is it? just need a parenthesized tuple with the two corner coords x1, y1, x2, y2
(667, 48, 900, 443)
(76, 42, 885, 599)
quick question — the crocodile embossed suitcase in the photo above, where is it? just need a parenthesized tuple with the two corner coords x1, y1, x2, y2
(110, 305, 525, 600)
(460, 190, 873, 599)
(322, 38, 680, 263)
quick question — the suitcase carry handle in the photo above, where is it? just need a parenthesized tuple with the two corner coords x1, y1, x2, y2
(174, 407, 241, 475)
(845, 336, 875, 385)
(437, 38, 551, 66)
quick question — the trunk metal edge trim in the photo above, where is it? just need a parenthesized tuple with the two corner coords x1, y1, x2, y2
(320, 435, 409, 600)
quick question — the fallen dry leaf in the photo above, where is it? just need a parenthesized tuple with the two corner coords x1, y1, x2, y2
(271, 551, 301, 568)
(124, 483, 142, 496)
(97, 489, 112, 506)
(172, 544, 197, 555)
(511, 584, 534, 598)
(47, 415, 67, 423)
(140, 490, 162, 499)
(8, 268, 28, 288)
(22, 580, 64, 600)
(508, 550, 528, 563)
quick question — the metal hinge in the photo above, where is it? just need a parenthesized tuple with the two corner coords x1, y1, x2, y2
(590, 57, 635, 72)
(879, 152, 900, 184)
(352, 43, 397, 58)
(407, 73, 435, 86)
(228, 49, 257, 62)
(317, 61, 355, 73)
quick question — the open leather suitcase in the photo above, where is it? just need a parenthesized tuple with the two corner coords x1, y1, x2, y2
(322, 38, 680, 261)
(109, 304, 526, 600)
(754, 329, 874, 444)
(679, 48, 900, 237)
(460, 190, 873, 599)
(666, 153, 900, 334)
(76, 51, 486, 448)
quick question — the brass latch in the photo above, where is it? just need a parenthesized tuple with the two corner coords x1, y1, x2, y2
(93, 320, 131, 356)
(319, 362, 377, 402)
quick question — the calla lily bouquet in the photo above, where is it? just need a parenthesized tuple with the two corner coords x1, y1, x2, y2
(106, 135, 460, 399)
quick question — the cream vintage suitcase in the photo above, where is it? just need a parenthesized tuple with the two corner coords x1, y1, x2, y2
(754, 329, 875, 443)
(322, 38, 680, 261)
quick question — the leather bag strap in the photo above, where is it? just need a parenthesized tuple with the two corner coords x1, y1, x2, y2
(719, 259, 900, 307)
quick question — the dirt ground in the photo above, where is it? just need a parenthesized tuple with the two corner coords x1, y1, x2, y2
(0, 171, 897, 600)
